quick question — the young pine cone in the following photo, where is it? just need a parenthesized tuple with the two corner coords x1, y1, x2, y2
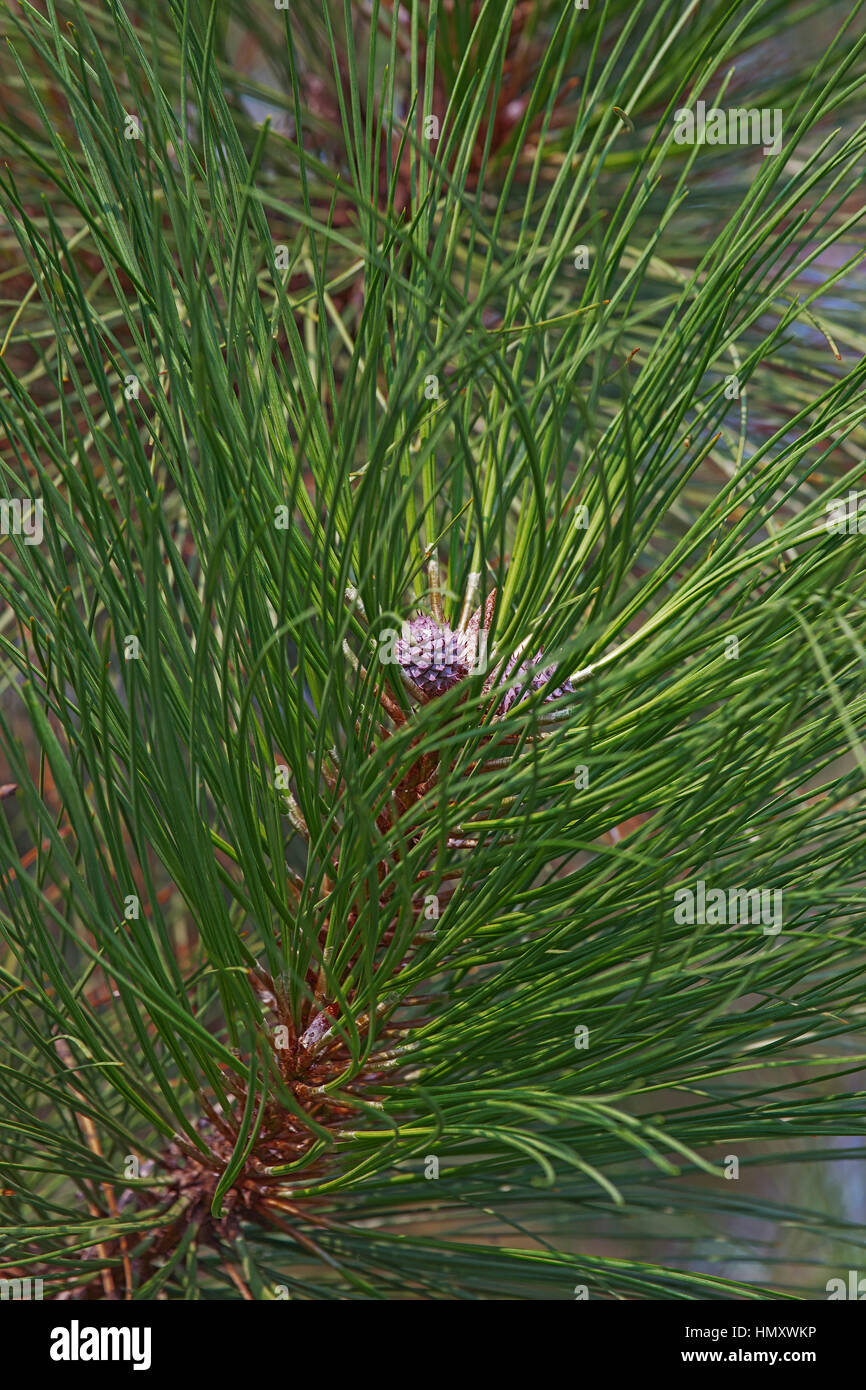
(495, 650, 576, 715)
(394, 614, 470, 698)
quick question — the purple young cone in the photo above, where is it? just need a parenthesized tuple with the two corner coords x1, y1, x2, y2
(496, 650, 575, 716)
(395, 614, 470, 698)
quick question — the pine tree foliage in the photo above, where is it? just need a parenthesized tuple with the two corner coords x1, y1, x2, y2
(0, 0, 865, 1299)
